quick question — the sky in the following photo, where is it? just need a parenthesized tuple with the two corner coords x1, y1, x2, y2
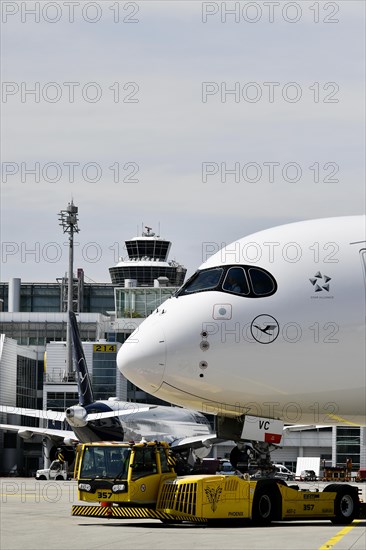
(1, 0, 365, 283)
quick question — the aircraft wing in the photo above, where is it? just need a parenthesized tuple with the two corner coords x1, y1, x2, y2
(284, 425, 331, 432)
(0, 404, 153, 423)
(168, 434, 224, 460)
(172, 426, 331, 451)
(0, 405, 65, 421)
(86, 405, 154, 421)
(170, 434, 222, 452)
(0, 423, 76, 441)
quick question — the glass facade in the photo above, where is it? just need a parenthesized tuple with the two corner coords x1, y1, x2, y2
(336, 427, 361, 469)
(16, 355, 38, 427)
(125, 238, 171, 261)
(0, 321, 98, 345)
(115, 287, 176, 318)
(16, 355, 37, 408)
(92, 347, 118, 400)
(109, 265, 186, 287)
(0, 282, 115, 314)
(46, 391, 79, 411)
(46, 391, 79, 430)
(83, 285, 115, 313)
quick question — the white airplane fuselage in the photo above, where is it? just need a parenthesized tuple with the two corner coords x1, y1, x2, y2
(117, 216, 366, 426)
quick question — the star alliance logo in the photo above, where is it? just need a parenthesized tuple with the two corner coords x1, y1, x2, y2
(309, 272, 331, 293)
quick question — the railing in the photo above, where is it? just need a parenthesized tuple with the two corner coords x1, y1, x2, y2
(44, 371, 77, 383)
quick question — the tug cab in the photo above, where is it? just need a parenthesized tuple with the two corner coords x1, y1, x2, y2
(75, 441, 175, 506)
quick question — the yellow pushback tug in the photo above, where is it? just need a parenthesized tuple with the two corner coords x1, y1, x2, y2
(72, 441, 365, 525)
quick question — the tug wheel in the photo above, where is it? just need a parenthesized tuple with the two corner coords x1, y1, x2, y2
(252, 488, 275, 525)
(324, 484, 359, 525)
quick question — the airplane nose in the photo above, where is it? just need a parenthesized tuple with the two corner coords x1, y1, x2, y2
(117, 324, 166, 393)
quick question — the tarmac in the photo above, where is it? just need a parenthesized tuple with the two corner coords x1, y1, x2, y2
(0, 478, 365, 550)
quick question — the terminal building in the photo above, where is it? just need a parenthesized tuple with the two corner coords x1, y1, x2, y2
(0, 227, 364, 475)
(0, 227, 186, 474)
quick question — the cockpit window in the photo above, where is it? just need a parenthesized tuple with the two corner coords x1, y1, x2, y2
(182, 268, 223, 294)
(177, 265, 277, 298)
(248, 267, 275, 295)
(222, 267, 249, 295)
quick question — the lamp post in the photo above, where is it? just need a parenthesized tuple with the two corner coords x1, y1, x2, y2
(58, 201, 79, 377)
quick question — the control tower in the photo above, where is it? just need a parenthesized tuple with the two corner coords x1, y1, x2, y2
(109, 226, 187, 287)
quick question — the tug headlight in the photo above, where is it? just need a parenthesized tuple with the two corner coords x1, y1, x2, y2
(78, 483, 91, 492)
(112, 484, 127, 493)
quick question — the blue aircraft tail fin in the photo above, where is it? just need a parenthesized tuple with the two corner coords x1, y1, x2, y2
(69, 311, 94, 407)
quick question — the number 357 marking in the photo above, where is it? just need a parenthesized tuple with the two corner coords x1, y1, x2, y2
(97, 491, 112, 499)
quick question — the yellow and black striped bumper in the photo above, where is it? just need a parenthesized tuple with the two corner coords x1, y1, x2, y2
(71, 505, 206, 522)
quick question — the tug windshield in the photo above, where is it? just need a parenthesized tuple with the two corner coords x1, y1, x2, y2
(80, 445, 131, 479)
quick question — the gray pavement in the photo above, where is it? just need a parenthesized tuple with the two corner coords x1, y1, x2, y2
(0, 478, 365, 550)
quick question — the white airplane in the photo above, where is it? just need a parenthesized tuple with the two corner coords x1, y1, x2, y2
(0, 313, 216, 466)
(117, 215, 366, 446)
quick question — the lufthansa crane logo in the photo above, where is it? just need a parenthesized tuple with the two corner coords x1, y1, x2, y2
(250, 314, 280, 344)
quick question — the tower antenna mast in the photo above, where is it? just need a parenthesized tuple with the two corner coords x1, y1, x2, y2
(58, 200, 80, 377)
